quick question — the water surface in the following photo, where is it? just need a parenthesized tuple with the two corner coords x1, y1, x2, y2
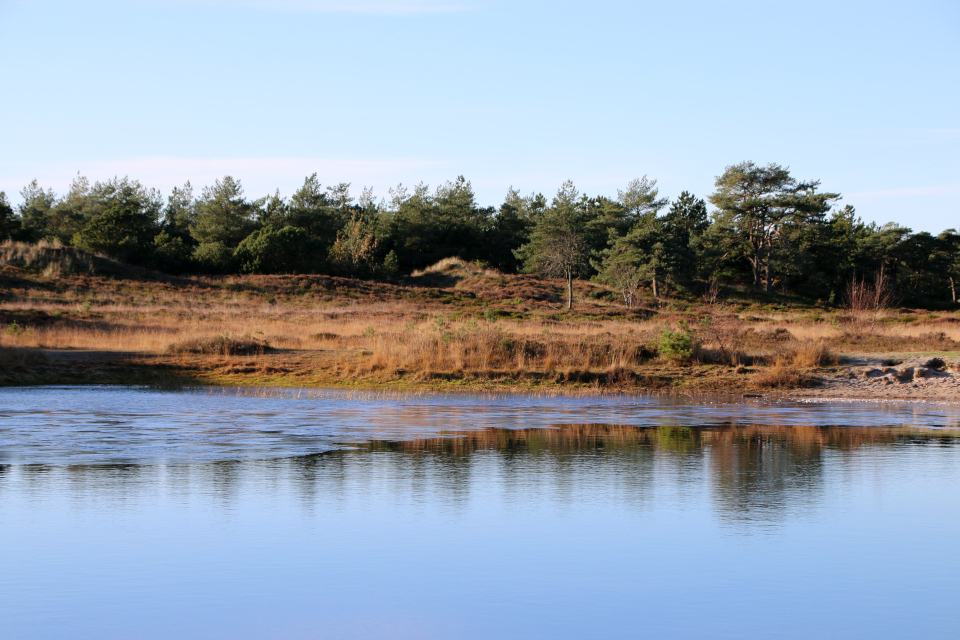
(2, 387, 959, 639)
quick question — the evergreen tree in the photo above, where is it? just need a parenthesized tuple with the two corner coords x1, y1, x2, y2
(0, 192, 21, 241)
(191, 176, 260, 247)
(73, 177, 162, 264)
(515, 181, 594, 309)
(709, 162, 839, 293)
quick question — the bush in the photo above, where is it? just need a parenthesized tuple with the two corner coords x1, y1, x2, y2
(484, 308, 513, 321)
(193, 241, 236, 274)
(234, 226, 315, 274)
(152, 231, 194, 273)
(381, 250, 400, 278)
(657, 321, 697, 362)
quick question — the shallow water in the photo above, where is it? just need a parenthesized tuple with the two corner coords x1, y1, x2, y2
(2, 387, 959, 639)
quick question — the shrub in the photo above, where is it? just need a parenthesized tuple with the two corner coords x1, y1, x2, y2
(193, 241, 235, 274)
(234, 226, 314, 274)
(152, 231, 194, 273)
(657, 321, 697, 362)
(484, 308, 513, 321)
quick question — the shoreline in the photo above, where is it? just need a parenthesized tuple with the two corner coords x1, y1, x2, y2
(8, 347, 960, 403)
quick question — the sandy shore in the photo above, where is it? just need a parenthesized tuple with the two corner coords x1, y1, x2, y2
(795, 354, 960, 402)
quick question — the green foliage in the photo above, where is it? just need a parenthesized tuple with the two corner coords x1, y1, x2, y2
(162, 182, 195, 238)
(152, 231, 194, 273)
(710, 162, 839, 294)
(657, 322, 696, 361)
(328, 213, 380, 277)
(514, 181, 593, 309)
(484, 188, 540, 272)
(284, 174, 346, 246)
(5, 167, 960, 308)
(17, 180, 58, 241)
(71, 177, 161, 264)
(234, 226, 314, 274)
(381, 249, 400, 277)
(381, 176, 492, 272)
(190, 176, 260, 247)
(193, 241, 236, 274)
(0, 192, 20, 241)
(483, 308, 514, 321)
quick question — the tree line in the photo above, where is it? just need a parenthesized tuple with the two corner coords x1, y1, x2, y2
(1, 161, 957, 307)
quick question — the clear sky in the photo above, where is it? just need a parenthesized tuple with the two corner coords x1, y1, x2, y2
(1, 0, 957, 231)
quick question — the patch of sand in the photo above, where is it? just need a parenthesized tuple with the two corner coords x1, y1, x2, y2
(796, 354, 960, 401)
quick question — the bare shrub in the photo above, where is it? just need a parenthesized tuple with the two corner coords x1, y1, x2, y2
(845, 265, 896, 329)
(702, 279, 720, 305)
(695, 315, 746, 365)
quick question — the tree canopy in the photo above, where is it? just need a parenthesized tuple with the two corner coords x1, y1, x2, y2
(5, 162, 957, 309)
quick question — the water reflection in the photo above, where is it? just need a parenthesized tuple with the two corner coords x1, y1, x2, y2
(3, 423, 956, 528)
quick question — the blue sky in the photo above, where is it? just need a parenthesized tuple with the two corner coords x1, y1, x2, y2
(1, 0, 957, 231)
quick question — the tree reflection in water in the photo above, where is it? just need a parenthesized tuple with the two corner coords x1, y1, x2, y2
(3, 423, 956, 527)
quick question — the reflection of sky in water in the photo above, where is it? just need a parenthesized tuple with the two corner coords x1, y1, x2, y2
(1, 388, 959, 639)
(2, 386, 960, 465)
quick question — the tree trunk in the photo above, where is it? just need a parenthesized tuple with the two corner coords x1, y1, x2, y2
(652, 272, 659, 299)
(951, 276, 956, 304)
(566, 274, 573, 310)
(751, 242, 764, 291)
(765, 262, 773, 294)
(890, 261, 898, 300)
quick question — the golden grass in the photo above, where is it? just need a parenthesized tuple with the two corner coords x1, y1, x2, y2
(753, 361, 813, 388)
(782, 340, 837, 368)
(4, 257, 960, 387)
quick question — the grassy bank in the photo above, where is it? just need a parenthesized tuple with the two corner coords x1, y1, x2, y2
(2, 254, 960, 395)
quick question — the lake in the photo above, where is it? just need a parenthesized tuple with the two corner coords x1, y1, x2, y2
(1, 387, 959, 639)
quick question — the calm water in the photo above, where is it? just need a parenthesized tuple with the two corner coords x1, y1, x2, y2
(2, 387, 959, 639)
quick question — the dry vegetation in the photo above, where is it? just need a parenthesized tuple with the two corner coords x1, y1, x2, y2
(3, 252, 960, 393)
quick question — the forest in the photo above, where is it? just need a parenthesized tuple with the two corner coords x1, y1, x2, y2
(1, 161, 955, 307)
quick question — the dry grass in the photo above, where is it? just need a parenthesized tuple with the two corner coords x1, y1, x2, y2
(355, 321, 650, 378)
(754, 361, 814, 388)
(3, 253, 960, 389)
(781, 340, 837, 368)
(410, 256, 501, 279)
(0, 239, 93, 276)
